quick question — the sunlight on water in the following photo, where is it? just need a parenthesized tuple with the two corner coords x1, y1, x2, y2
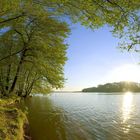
(122, 92, 133, 133)
(25, 93, 140, 140)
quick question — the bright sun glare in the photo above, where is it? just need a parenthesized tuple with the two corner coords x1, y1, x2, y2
(109, 64, 140, 83)
(122, 92, 133, 133)
(122, 92, 133, 123)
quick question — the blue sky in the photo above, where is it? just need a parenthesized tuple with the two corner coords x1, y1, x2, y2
(62, 24, 140, 91)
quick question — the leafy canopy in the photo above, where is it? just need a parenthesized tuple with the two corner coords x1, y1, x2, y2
(1, 0, 139, 50)
(0, 0, 139, 96)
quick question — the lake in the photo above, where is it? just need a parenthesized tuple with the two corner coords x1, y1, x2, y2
(25, 92, 140, 140)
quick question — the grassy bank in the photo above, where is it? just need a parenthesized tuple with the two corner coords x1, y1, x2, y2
(0, 97, 29, 140)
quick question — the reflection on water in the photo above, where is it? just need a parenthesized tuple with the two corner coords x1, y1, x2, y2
(122, 92, 133, 133)
(24, 97, 67, 140)
(24, 93, 140, 140)
(122, 92, 133, 123)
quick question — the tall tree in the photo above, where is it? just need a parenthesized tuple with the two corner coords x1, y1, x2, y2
(0, 0, 139, 96)
(0, 1, 69, 96)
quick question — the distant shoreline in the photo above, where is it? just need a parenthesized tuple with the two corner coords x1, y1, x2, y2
(52, 91, 140, 94)
(81, 92, 140, 94)
(82, 81, 140, 93)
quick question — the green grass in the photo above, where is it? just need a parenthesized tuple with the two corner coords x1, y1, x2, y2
(0, 98, 27, 140)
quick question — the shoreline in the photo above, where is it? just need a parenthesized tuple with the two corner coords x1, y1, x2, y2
(0, 98, 31, 140)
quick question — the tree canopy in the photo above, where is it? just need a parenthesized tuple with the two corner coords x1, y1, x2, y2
(0, 0, 139, 97)
(1, 0, 139, 45)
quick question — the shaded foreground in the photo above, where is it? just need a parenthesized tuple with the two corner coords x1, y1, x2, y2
(0, 97, 30, 140)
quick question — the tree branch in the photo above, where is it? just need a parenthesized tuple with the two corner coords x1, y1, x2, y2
(0, 13, 25, 24)
(106, 0, 125, 12)
(0, 48, 24, 62)
(14, 29, 26, 45)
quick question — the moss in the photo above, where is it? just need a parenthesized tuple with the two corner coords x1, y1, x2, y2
(0, 98, 28, 140)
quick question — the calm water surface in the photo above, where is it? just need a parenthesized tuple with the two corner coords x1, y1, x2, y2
(25, 92, 140, 140)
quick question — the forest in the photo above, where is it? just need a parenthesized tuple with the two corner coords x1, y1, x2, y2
(82, 81, 140, 92)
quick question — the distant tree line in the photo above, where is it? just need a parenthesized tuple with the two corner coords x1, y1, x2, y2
(82, 82, 140, 92)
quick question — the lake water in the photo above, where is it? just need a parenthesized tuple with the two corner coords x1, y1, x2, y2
(25, 92, 140, 140)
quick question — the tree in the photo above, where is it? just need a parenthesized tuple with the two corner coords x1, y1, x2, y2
(0, 1, 69, 97)
(0, 0, 139, 97)
(82, 82, 140, 92)
(0, 0, 139, 51)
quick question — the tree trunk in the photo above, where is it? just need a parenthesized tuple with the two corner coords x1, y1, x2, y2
(5, 64, 11, 91)
(9, 49, 26, 93)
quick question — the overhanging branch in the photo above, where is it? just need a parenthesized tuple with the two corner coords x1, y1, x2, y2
(0, 13, 25, 24)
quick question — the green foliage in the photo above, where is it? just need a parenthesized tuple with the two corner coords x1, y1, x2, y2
(0, 1, 70, 97)
(0, 0, 139, 43)
(0, 0, 139, 97)
(82, 81, 140, 92)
